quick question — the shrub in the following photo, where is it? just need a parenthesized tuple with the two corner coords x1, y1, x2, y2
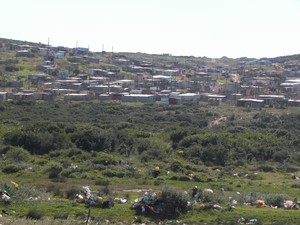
(170, 160, 184, 172)
(54, 212, 69, 220)
(92, 152, 120, 165)
(159, 187, 190, 218)
(65, 187, 80, 200)
(0, 104, 5, 111)
(75, 212, 86, 220)
(13, 185, 49, 202)
(70, 126, 112, 152)
(47, 162, 63, 179)
(67, 148, 83, 157)
(99, 185, 112, 196)
(257, 165, 275, 172)
(285, 167, 299, 172)
(26, 209, 44, 220)
(95, 180, 110, 186)
(193, 175, 205, 182)
(6, 147, 30, 162)
(102, 169, 125, 178)
(2, 165, 21, 173)
(153, 178, 165, 186)
(201, 191, 216, 203)
(60, 168, 75, 178)
(51, 177, 67, 183)
(4, 129, 69, 155)
(178, 176, 191, 181)
(46, 185, 63, 197)
(265, 193, 290, 208)
(170, 175, 179, 180)
(291, 183, 300, 189)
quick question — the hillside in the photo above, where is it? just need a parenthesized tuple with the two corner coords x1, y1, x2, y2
(0, 38, 300, 224)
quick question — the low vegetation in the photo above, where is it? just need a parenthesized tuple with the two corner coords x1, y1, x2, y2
(0, 100, 300, 224)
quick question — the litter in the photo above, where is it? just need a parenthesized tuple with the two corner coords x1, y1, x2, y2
(114, 197, 128, 204)
(248, 218, 257, 223)
(76, 194, 84, 200)
(213, 204, 222, 209)
(284, 200, 294, 209)
(131, 191, 162, 215)
(203, 189, 213, 194)
(10, 181, 18, 189)
(256, 200, 265, 206)
(0, 192, 10, 202)
(228, 205, 235, 211)
(232, 200, 238, 205)
(75, 186, 115, 208)
(82, 186, 91, 198)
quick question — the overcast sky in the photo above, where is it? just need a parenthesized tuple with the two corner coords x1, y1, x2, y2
(1, 0, 300, 58)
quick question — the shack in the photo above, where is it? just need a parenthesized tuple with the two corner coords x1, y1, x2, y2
(122, 94, 156, 103)
(0, 92, 7, 101)
(237, 98, 264, 108)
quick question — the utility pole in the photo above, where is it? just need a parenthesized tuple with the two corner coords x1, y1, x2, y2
(76, 41, 78, 56)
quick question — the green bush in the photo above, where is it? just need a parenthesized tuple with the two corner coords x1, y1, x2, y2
(92, 152, 120, 165)
(4, 129, 70, 155)
(291, 183, 300, 189)
(6, 147, 30, 162)
(265, 193, 290, 208)
(70, 126, 113, 152)
(153, 178, 165, 186)
(26, 209, 44, 220)
(100, 185, 112, 196)
(170, 175, 179, 180)
(46, 185, 63, 197)
(159, 187, 190, 218)
(13, 185, 49, 202)
(178, 176, 191, 181)
(102, 169, 125, 178)
(95, 179, 110, 186)
(170, 160, 184, 172)
(201, 191, 217, 203)
(54, 212, 69, 220)
(257, 165, 275, 172)
(65, 186, 80, 200)
(47, 162, 63, 179)
(2, 165, 21, 173)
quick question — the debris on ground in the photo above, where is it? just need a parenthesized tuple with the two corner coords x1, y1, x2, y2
(256, 200, 265, 207)
(131, 188, 190, 219)
(75, 185, 129, 208)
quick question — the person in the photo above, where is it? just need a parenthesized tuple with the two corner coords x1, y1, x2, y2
(220, 187, 225, 194)
(192, 186, 198, 198)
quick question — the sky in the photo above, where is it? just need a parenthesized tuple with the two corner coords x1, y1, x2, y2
(1, 0, 300, 58)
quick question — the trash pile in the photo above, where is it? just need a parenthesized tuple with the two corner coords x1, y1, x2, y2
(131, 191, 161, 215)
(131, 188, 190, 219)
(190, 185, 300, 212)
(75, 186, 127, 208)
(0, 181, 18, 202)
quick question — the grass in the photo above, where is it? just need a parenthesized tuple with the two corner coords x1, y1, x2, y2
(1, 167, 300, 224)
(180, 206, 300, 224)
